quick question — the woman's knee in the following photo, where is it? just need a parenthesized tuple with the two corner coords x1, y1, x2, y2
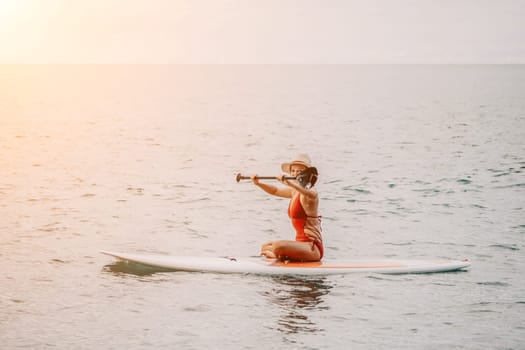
(272, 240, 300, 258)
(274, 241, 320, 261)
(271, 240, 287, 252)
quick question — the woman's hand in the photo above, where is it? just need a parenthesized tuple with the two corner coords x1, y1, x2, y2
(251, 175, 260, 186)
(276, 174, 289, 185)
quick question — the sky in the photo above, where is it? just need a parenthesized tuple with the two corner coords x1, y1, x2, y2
(0, 0, 524, 64)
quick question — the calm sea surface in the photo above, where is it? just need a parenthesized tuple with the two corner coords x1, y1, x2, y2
(1, 65, 524, 349)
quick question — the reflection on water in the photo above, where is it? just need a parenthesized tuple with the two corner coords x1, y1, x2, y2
(103, 261, 174, 277)
(262, 276, 333, 334)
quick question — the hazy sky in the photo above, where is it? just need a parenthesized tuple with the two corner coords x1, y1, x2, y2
(0, 0, 524, 63)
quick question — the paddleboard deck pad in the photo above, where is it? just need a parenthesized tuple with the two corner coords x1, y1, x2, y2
(101, 251, 470, 275)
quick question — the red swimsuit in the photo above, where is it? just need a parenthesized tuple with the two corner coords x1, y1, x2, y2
(288, 195, 324, 259)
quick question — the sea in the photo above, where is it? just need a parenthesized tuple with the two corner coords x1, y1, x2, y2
(0, 65, 524, 349)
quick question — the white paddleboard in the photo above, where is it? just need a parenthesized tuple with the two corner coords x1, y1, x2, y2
(101, 251, 470, 275)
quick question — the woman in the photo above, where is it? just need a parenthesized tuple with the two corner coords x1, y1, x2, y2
(252, 154, 323, 261)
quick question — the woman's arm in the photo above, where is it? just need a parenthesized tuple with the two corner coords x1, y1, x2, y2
(279, 176, 319, 215)
(278, 176, 317, 200)
(252, 176, 292, 198)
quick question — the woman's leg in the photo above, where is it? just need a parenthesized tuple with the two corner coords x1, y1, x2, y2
(267, 240, 321, 261)
(261, 241, 277, 258)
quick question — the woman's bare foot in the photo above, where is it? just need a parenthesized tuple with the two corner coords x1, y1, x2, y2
(261, 250, 276, 259)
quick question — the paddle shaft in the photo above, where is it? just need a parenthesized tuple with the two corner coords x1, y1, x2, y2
(236, 173, 295, 182)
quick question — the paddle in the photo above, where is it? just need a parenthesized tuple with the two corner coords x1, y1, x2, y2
(236, 174, 294, 182)
(236, 167, 318, 188)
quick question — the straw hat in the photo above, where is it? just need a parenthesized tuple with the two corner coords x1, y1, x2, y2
(281, 153, 312, 174)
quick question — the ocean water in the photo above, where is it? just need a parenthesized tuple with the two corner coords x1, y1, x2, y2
(0, 65, 524, 349)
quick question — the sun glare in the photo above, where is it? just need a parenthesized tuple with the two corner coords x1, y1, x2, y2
(0, 0, 21, 15)
(0, 1, 21, 25)
(0, 0, 33, 25)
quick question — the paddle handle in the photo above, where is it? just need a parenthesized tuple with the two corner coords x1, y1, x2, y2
(236, 173, 296, 183)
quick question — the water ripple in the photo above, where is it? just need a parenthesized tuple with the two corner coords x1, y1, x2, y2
(489, 244, 520, 251)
